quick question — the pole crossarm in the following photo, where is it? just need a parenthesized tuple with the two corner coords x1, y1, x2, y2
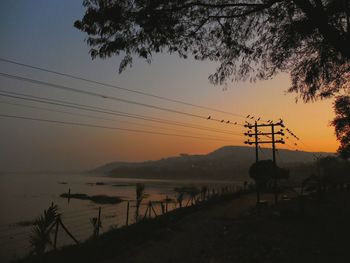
(244, 131, 284, 137)
(244, 140, 285, 145)
(244, 121, 285, 129)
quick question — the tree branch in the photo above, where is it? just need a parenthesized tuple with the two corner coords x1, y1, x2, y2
(293, 0, 350, 58)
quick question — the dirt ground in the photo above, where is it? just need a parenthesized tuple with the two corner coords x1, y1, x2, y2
(108, 194, 261, 263)
(105, 192, 350, 263)
(21, 192, 350, 263)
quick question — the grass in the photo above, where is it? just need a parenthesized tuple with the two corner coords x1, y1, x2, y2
(60, 193, 122, 204)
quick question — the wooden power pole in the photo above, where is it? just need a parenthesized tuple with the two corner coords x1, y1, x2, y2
(244, 120, 285, 205)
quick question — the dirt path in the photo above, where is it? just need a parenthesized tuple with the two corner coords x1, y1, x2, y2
(103, 192, 350, 263)
(106, 193, 267, 263)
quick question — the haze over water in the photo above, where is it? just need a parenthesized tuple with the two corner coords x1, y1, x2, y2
(0, 172, 241, 262)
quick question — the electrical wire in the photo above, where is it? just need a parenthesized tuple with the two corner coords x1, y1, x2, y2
(0, 100, 238, 137)
(0, 90, 245, 136)
(0, 57, 247, 118)
(0, 72, 245, 126)
(0, 113, 236, 142)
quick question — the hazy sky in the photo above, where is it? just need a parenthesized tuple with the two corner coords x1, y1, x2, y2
(0, 0, 337, 172)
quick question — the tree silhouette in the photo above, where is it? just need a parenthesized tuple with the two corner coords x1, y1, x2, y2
(75, 0, 350, 101)
(302, 156, 348, 200)
(332, 96, 350, 159)
(249, 161, 272, 203)
(249, 160, 289, 203)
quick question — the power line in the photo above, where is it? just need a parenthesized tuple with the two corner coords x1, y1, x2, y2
(0, 100, 234, 137)
(0, 71, 226, 121)
(0, 89, 244, 137)
(0, 113, 236, 142)
(0, 57, 247, 118)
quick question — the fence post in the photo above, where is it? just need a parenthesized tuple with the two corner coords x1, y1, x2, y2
(150, 202, 158, 217)
(143, 205, 149, 220)
(165, 196, 168, 213)
(59, 218, 79, 244)
(148, 201, 152, 218)
(160, 202, 165, 214)
(97, 207, 101, 236)
(53, 217, 60, 250)
(68, 188, 71, 204)
(126, 201, 130, 226)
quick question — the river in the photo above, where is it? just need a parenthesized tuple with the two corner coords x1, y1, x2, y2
(0, 172, 242, 262)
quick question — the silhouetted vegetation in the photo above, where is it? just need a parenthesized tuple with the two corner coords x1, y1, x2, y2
(333, 96, 350, 159)
(18, 190, 243, 263)
(75, 1, 350, 98)
(135, 183, 145, 222)
(75, 1, 350, 154)
(89, 217, 102, 239)
(175, 191, 185, 208)
(249, 160, 289, 203)
(18, 190, 350, 263)
(302, 156, 350, 196)
(29, 204, 59, 256)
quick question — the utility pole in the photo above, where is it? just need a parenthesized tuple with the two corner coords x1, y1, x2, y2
(271, 123, 277, 205)
(254, 121, 259, 163)
(244, 120, 285, 205)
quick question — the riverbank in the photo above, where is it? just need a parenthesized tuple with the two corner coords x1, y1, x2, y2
(19, 191, 350, 263)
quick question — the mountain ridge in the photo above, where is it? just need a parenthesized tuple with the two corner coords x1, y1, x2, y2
(90, 146, 334, 180)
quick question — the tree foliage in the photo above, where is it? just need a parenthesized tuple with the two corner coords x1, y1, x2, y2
(332, 96, 350, 159)
(75, 0, 350, 101)
(249, 160, 289, 187)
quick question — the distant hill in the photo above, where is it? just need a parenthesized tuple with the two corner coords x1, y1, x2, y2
(90, 146, 334, 181)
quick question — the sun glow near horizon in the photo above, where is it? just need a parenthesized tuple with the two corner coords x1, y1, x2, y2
(0, 0, 340, 172)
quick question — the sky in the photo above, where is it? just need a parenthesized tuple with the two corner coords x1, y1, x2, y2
(0, 0, 338, 172)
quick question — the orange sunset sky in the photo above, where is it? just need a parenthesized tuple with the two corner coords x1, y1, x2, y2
(0, 1, 338, 172)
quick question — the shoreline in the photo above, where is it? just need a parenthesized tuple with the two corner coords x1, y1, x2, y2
(18, 190, 350, 263)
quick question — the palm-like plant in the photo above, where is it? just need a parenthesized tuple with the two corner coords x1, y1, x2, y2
(135, 183, 145, 222)
(90, 217, 102, 239)
(29, 204, 59, 255)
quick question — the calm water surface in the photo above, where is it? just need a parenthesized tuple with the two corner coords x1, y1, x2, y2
(0, 173, 242, 262)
